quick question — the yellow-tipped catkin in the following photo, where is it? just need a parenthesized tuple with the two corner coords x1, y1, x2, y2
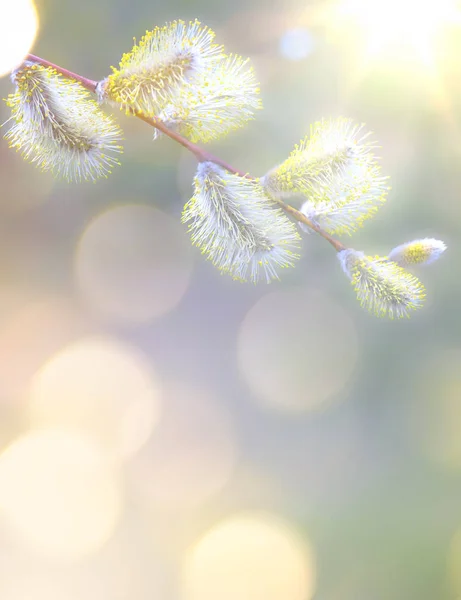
(261, 118, 388, 234)
(4, 62, 123, 182)
(262, 118, 388, 235)
(299, 162, 388, 236)
(388, 238, 447, 267)
(262, 118, 375, 197)
(152, 54, 262, 143)
(338, 248, 426, 318)
(102, 20, 223, 117)
(182, 162, 301, 282)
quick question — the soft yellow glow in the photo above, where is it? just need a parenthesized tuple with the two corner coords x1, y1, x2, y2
(75, 205, 194, 324)
(130, 383, 236, 511)
(0, 530, 169, 600)
(2, 576, 83, 600)
(0, 0, 38, 76)
(28, 336, 161, 461)
(0, 429, 122, 560)
(237, 289, 358, 412)
(181, 512, 316, 600)
(337, 0, 461, 63)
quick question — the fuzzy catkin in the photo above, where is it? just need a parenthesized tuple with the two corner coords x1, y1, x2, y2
(152, 54, 262, 143)
(102, 20, 223, 117)
(338, 248, 426, 318)
(262, 118, 377, 197)
(299, 162, 388, 236)
(182, 162, 301, 282)
(4, 62, 123, 182)
(262, 118, 388, 236)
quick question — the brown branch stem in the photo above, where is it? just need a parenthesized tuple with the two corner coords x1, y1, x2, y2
(23, 53, 346, 252)
(274, 202, 346, 251)
(26, 54, 98, 92)
(133, 111, 248, 175)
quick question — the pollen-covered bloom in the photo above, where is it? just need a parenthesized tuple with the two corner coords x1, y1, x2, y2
(101, 20, 223, 117)
(338, 248, 426, 318)
(261, 118, 377, 199)
(182, 162, 301, 282)
(4, 62, 123, 182)
(298, 162, 388, 236)
(388, 238, 447, 267)
(152, 54, 262, 143)
(261, 118, 388, 235)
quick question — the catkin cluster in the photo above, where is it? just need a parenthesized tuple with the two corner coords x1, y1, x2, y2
(2, 19, 446, 318)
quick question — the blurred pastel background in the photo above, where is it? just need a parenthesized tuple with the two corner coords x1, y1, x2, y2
(0, 0, 460, 598)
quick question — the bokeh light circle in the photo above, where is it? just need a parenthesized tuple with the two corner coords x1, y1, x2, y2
(279, 28, 315, 60)
(0, 0, 38, 77)
(181, 511, 316, 600)
(0, 429, 122, 560)
(130, 383, 236, 510)
(238, 288, 358, 412)
(75, 205, 194, 324)
(0, 294, 90, 403)
(28, 336, 161, 461)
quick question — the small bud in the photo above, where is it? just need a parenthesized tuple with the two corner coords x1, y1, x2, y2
(4, 62, 123, 182)
(388, 238, 447, 267)
(182, 162, 301, 282)
(338, 248, 426, 318)
(103, 20, 223, 117)
(152, 54, 262, 143)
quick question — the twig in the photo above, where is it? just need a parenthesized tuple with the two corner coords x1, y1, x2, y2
(27, 54, 98, 92)
(24, 53, 346, 252)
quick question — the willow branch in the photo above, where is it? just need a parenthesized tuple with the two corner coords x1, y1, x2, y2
(132, 111, 249, 174)
(274, 202, 345, 251)
(27, 54, 98, 92)
(24, 53, 346, 252)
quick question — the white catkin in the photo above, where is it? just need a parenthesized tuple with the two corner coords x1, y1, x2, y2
(103, 20, 223, 116)
(182, 162, 301, 282)
(338, 248, 426, 318)
(152, 54, 262, 143)
(4, 62, 123, 182)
